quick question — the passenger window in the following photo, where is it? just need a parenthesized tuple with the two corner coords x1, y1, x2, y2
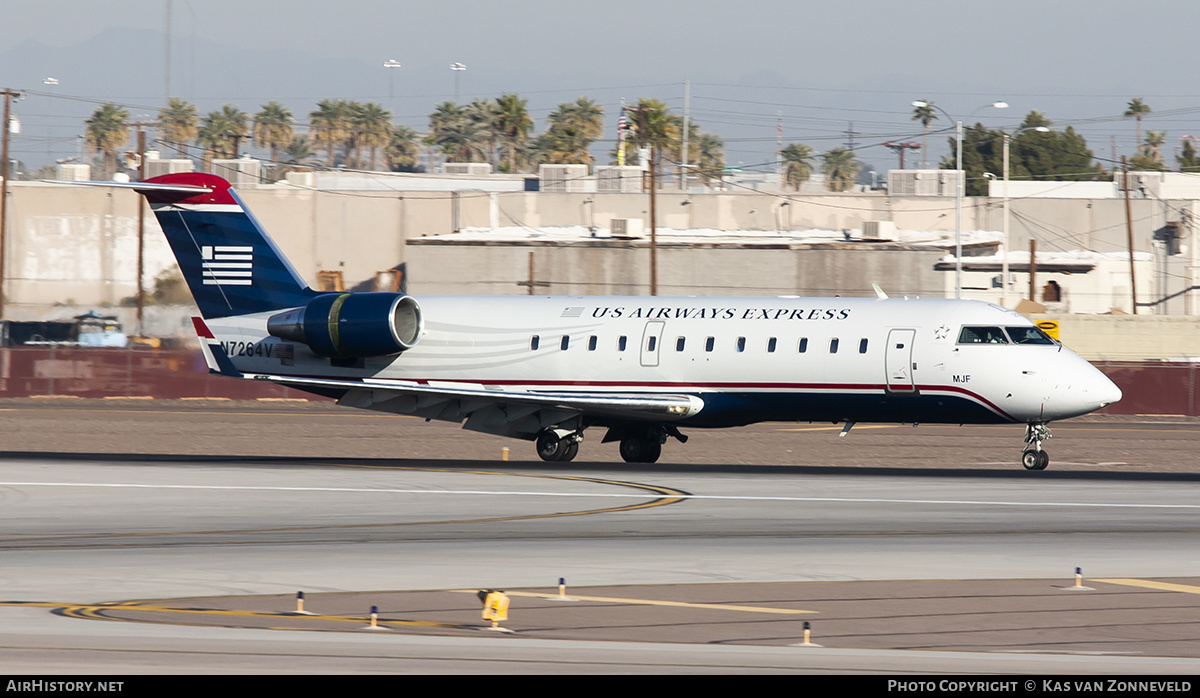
(705, 336, 715, 352)
(829, 338, 839, 353)
(736, 337, 746, 352)
(1005, 326, 1055, 345)
(767, 337, 777, 353)
(676, 337, 686, 352)
(530, 335, 540, 351)
(561, 335, 570, 350)
(958, 326, 1008, 344)
(588, 336, 597, 351)
(859, 338, 868, 354)
(618, 336, 627, 351)
(798, 337, 808, 353)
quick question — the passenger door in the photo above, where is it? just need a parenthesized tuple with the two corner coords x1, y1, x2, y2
(885, 328, 917, 393)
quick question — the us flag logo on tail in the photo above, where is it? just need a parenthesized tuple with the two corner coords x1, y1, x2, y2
(201, 245, 253, 286)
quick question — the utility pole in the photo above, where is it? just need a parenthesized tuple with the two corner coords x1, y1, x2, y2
(0, 88, 22, 320)
(776, 111, 784, 181)
(649, 144, 658, 296)
(130, 121, 158, 336)
(843, 122, 859, 152)
(1122, 157, 1139, 314)
(1028, 239, 1037, 302)
(679, 80, 689, 190)
(136, 127, 147, 336)
(883, 141, 920, 170)
(163, 0, 172, 105)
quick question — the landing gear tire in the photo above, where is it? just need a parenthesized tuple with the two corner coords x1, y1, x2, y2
(536, 430, 581, 462)
(536, 431, 567, 462)
(1021, 423, 1053, 470)
(619, 437, 662, 464)
(1022, 449, 1049, 471)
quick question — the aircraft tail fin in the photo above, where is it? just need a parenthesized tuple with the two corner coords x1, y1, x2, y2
(136, 173, 317, 319)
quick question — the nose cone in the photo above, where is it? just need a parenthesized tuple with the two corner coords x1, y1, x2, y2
(1094, 374, 1123, 409)
(1063, 362, 1122, 417)
(1040, 353, 1122, 420)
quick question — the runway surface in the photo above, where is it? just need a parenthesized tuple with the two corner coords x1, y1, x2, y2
(1, 400, 1199, 673)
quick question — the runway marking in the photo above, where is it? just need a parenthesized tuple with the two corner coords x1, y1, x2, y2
(0, 470, 689, 546)
(779, 425, 902, 432)
(45, 602, 468, 629)
(1, 481, 1198, 510)
(1094, 579, 1200, 595)
(450, 589, 815, 615)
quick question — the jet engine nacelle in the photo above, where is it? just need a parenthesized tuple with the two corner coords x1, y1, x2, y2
(267, 292, 423, 358)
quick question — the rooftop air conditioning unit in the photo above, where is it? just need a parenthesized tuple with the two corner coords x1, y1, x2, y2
(861, 221, 897, 241)
(610, 218, 645, 238)
(539, 164, 589, 192)
(596, 165, 645, 193)
(55, 163, 91, 181)
(443, 162, 492, 175)
(210, 157, 261, 187)
(143, 158, 194, 179)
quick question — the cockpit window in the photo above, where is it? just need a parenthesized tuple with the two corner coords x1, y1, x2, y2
(957, 326, 1009, 344)
(1005, 326, 1056, 345)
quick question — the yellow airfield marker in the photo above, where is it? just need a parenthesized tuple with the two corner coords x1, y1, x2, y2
(1063, 566, 1094, 591)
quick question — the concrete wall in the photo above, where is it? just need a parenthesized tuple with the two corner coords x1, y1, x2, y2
(3, 181, 1192, 316)
(404, 240, 946, 298)
(1033, 313, 1200, 361)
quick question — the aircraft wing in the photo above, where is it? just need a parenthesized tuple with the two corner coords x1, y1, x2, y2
(255, 374, 704, 438)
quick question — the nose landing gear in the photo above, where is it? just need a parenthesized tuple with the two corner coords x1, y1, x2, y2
(1021, 423, 1052, 470)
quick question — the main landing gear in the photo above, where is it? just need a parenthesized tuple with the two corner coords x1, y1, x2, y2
(1021, 422, 1052, 471)
(536, 428, 582, 462)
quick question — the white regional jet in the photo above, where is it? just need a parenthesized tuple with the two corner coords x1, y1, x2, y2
(120, 173, 1120, 469)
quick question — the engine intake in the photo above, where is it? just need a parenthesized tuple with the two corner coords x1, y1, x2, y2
(267, 292, 422, 358)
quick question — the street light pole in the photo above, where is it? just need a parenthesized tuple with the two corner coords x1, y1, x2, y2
(450, 63, 466, 102)
(911, 100, 1008, 299)
(0, 88, 22, 320)
(955, 119, 963, 299)
(383, 60, 402, 106)
(1001, 125, 1050, 307)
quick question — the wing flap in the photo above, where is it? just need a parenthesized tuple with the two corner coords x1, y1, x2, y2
(255, 374, 703, 437)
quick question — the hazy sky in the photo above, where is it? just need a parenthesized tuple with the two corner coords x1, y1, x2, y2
(5, 1, 1200, 171)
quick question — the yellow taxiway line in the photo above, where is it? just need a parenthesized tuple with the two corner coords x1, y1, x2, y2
(1094, 578, 1200, 594)
(449, 589, 815, 615)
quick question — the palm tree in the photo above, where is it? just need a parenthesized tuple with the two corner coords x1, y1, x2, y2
(310, 99, 354, 167)
(536, 98, 605, 166)
(780, 143, 816, 190)
(1144, 130, 1167, 160)
(1179, 138, 1200, 172)
(198, 105, 249, 162)
(158, 97, 197, 158)
(821, 147, 860, 192)
(623, 98, 679, 173)
(465, 99, 500, 167)
(494, 93, 532, 173)
(429, 102, 489, 163)
(350, 101, 392, 170)
(1124, 98, 1152, 156)
(911, 100, 937, 168)
(84, 103, 131, 178)
(693, 132, 725, 184)
(282, 134, 321, 168)
(253, 101, 294, 163)
(386, 125, 420, 172)
(197, 111, 231, 164)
